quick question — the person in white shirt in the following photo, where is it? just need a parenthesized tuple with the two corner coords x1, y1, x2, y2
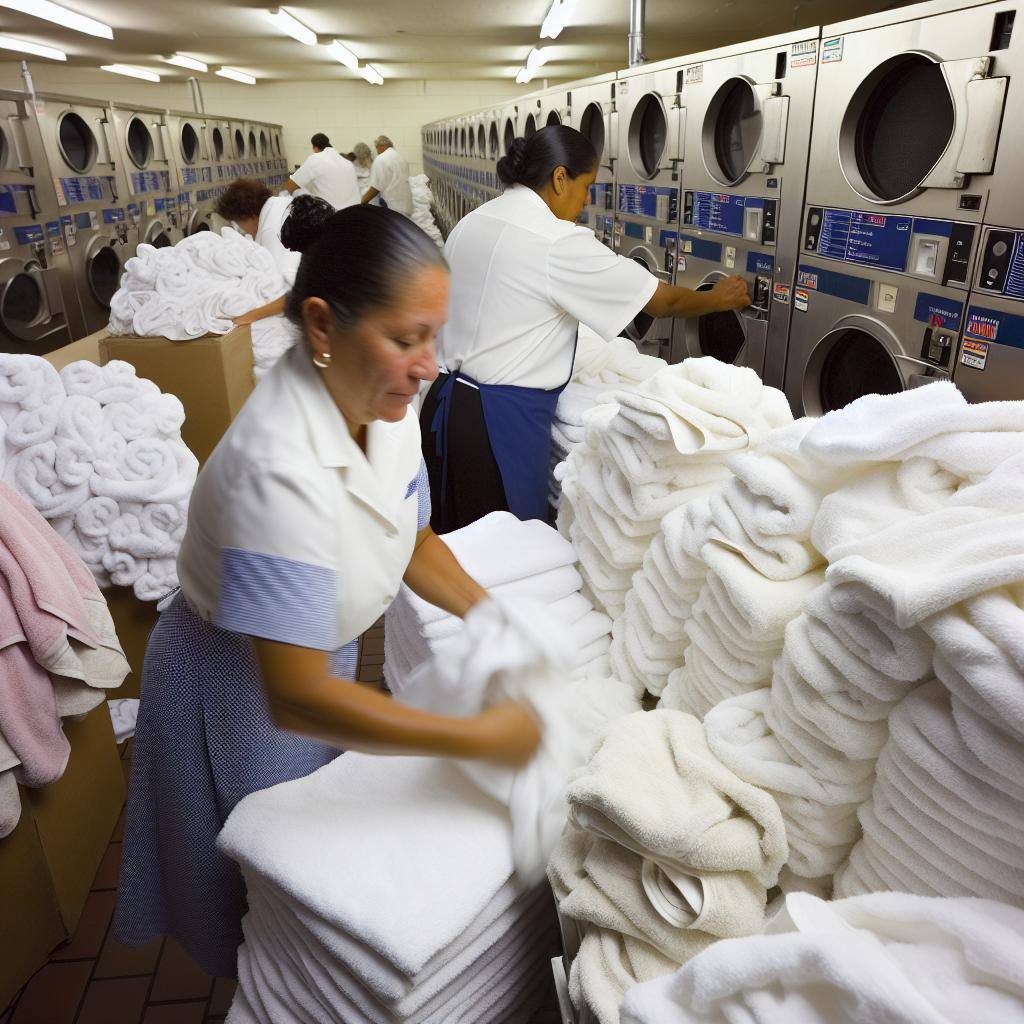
(361, 134, 414, 217)
(286, 132, 362, 211)
(421, 125, 751, 533)
(351, 141, 376, 200)
(113, 203, 541, 979)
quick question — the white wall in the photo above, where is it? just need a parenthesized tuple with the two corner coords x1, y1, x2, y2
(0, 63, 524, 175)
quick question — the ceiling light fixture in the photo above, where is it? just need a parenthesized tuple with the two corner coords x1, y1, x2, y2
(0, 33, 66, 60)
(0, 0, 112, 38)
(101, 63, 160, 82)
(525, 47, 549, 72)
(216, 66, 257, 84)
(327, 39, 358, 70)
(359, 64, 384, 85)
(164, 54, 208, 73)
(540, 0, 578, 39)
(268, 7, 316, 46)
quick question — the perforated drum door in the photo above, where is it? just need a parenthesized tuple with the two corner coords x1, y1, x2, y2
(57, 110, 97, 173)
(180, 121, 200, 165)
(629, 94, 667, 180)
(0, 256, 67, 352)
(580, 102, 606, 163)
(143, 220, 172, 248)
(704, 78, 763, 186)
(688, 277, 747, 363)
(212, 127, 226, 161)
(803, 320, 905, 414)
(489, 122, 499, 159)
(524, 114, 537, 139)
(503, 118, 515, 154)
(84, 236, 122, 308)
(546, 109, 561, 127)
(126, 116, 153, 169)
(185, 207, 212, 235)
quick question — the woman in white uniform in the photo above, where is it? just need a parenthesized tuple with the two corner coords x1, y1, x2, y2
(421, 126, 750, 533)
(113, 204, 541, 978)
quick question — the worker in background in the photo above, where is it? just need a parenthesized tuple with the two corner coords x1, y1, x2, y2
(421, 125, 751, 534)
(286, 132, 362, 211)
(113, 201, 541, 979)
(351, 141, 379, 203)
(215, 178, 335, 326)
(361, 134, 414, 217)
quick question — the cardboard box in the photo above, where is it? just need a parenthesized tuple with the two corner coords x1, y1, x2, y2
(0, 704, 125, 1010)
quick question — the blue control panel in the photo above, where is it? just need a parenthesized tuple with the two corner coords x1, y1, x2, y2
(688, 192, 759, 235)
(59, 176, 107, 203)
(617, 184, 678, 220)
(815, 208, 912, 271)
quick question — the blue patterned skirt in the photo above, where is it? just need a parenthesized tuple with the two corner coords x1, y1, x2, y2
(113, 592, 353, 977)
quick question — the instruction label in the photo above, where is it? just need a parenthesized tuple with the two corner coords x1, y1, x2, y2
(796, 269, 819, 290)
(773, 283, 791, 305)
(959, 338, 989, 370)
(794, 288, 810, 312)
(791, 41, 818, 68)
(822, 37, 844, 63)
(684, 65, 703, 85)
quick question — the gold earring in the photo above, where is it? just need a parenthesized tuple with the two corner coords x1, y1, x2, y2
(313, 351, 332, 369)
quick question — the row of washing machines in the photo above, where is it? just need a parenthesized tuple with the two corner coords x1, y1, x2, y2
(422, 0, 1024, 414)
(0, 89, 289, 354)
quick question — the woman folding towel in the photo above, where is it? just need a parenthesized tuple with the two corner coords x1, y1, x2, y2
(114, 204, 542, 979)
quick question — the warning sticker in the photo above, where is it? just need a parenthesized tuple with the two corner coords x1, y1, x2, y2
(797, 269, 819, 290)
(684, 65, 703, 85)
(794, 288, 810, 312)
(791, 41, 818, 68)
(773, 283, 791, 305)
(822, 36, 844, 64)
(960, 339, 989, 370)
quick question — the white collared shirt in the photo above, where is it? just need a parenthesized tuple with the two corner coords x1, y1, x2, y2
(291, 147, 362, 211)
(177, 344, 428, 653)
(367, 146, 413, 216)
(438, 185, 659, 390)
(255, 194, 300, 286)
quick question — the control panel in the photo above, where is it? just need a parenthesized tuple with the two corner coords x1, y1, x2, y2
(617, 184, 679, 222)
(977, 229, 1024, 300)
(803, 207, 974, 286)
(683, 191, 778, 245)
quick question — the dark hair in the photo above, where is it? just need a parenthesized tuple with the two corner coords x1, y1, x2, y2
(282, 202, 447, 330)
(311, 132, 331, 150)
(215, 177, 272, 221)
(496, 125, 597, 189)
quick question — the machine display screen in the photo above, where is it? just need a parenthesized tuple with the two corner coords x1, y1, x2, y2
(617, 184, 679, 220)
(59, 177, 105, 203)
(979, 231, 1024, 300)
(816, 208, 913, 272)
(687, 192, 763, 237)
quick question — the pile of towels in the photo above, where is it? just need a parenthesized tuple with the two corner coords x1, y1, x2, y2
(620, 891, 1024, 1023)
(384, 512, 615, 688)
(0, 482, 129, 837)
(1, 354, 198, 602)
(410, 174, 445, 249)
(108, 228, 299, 379)
(549, 709, 787, 1024)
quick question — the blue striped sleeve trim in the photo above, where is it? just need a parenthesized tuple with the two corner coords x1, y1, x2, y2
(328, 639, 360, 680)
(412, 458, 431, 530)
(216, 547, 338, 650)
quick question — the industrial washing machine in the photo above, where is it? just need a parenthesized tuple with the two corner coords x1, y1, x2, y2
(500, 103, 519, 156)
(0, 89, 75, 352)
(539, 86, 569, 128)
(31, 92, 131, 336)
(108, 102, 178, 251)
(613, 59, 685, 359)
(165, 109, 216, 236)
(673, 27, 819, 386)
(568, 73, 618, 249)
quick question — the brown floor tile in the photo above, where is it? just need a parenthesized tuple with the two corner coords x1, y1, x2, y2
(91, 841, 122, 891)
(208, 978, 237, 1016)
(52, 890, 116, 961)
(112, 805, 127, 841)
(75, 976, 149, 1024)
(10, 961, 92, 1024)
(149, 940, 213, 1003)
(142, 1002, 208, 1024)
(94, 930, 163, 979)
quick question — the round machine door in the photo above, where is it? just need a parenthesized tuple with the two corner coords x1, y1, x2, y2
(126, 115, 153, 169)
(0, 124, 10, 170)
(840, 53, 956, 204)
(212, 127, 226, 161)
(179, 121, 201, 165)
(703, 78, 763, 186)
(461, 127, 468, 155)
(802, 316, 907, 415)
(468, 128, 475, 157)
(684, 272, 748, 363)
(0, 256, 61, 348)
(57, 110, 98, 173)
(477, 124, 486, 155)
(622, 248, 658, 344)
(580, 102, 606, 163)
(143, 220, 173, 248)
(248, 130, 257, 158)
(84, 236, 123, 308)
(628, 93, 667, 180)
(233, 129, 245, 159)
(185, 207, 212, 235)
(546, 109, 561, 127)
(523, 114, 537, 138)
(503, 118, 515, 153)
(259, 129, 268, 157)
(489, 122, 499, 158)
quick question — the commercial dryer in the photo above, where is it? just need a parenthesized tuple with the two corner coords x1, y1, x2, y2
(31, 92, 131, 336)
(165, 109, 215, 236)
(613, 60, 685, 359)
(672, 28, 819, 386)
(539, 87, 569, 128)
(0, 89, 75, 352)
(567, 72, 618, 249)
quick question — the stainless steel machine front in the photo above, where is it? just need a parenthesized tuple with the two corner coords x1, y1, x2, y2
(567, 73, 618, 250)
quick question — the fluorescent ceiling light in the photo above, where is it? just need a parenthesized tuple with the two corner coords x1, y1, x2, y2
(327, 39, 358, 70)
(268, 7, 316, 46)
(540, 0, 578, 39)
(0, 34, 66, 60)
(102, 64, 160, 82)
(216, 66, 257, 84)
(360, 64, 384, 85)
(165, 54, 208, 73)
(515, 68, 533, 85)
(525, 47, 549, 72)
(0, 0, 112, 39)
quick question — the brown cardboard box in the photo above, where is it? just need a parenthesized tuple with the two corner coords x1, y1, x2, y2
(0, 704, 125, 1010)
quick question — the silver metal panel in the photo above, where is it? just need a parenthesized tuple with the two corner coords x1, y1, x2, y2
(568, 78, 618, 250)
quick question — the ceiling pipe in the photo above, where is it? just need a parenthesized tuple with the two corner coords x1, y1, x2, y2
(20, 59, 35, 100)
(188, 75, 205, 113)
(628, 0, 646, 67)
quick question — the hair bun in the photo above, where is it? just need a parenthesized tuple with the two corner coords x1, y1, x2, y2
(496, 136, 529, 186)
(280, 194, 336, 253)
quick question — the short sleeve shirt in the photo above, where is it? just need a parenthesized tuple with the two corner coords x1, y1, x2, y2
(291, 147, 362, 210)
(367, 147, 414, 216)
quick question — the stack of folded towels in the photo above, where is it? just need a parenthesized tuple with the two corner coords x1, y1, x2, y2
(1, 354, 198, 602)
(108, 227, 299, 379)
(550, 709, 787, 1024)
(410, 174, 445, 249)
(620, 891, 1024, 1023)
(384, 512, 615, 688)
(0, 482, 129, 837)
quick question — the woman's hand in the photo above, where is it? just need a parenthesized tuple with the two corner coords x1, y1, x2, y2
(232, 308, 264, 327)
(472, 701, 543, 767)
(709, 275, 752, 312)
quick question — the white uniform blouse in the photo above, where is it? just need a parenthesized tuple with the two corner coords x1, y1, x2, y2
(254, 194, 300, 286)
(367, 147, 414, 217)
(177, 344, 430, 666)
(438, 185, 659, 390)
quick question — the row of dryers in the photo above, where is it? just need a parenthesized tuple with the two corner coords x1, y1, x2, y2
(0, 88, 289, 354)
(422, 0, 1024, 414)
